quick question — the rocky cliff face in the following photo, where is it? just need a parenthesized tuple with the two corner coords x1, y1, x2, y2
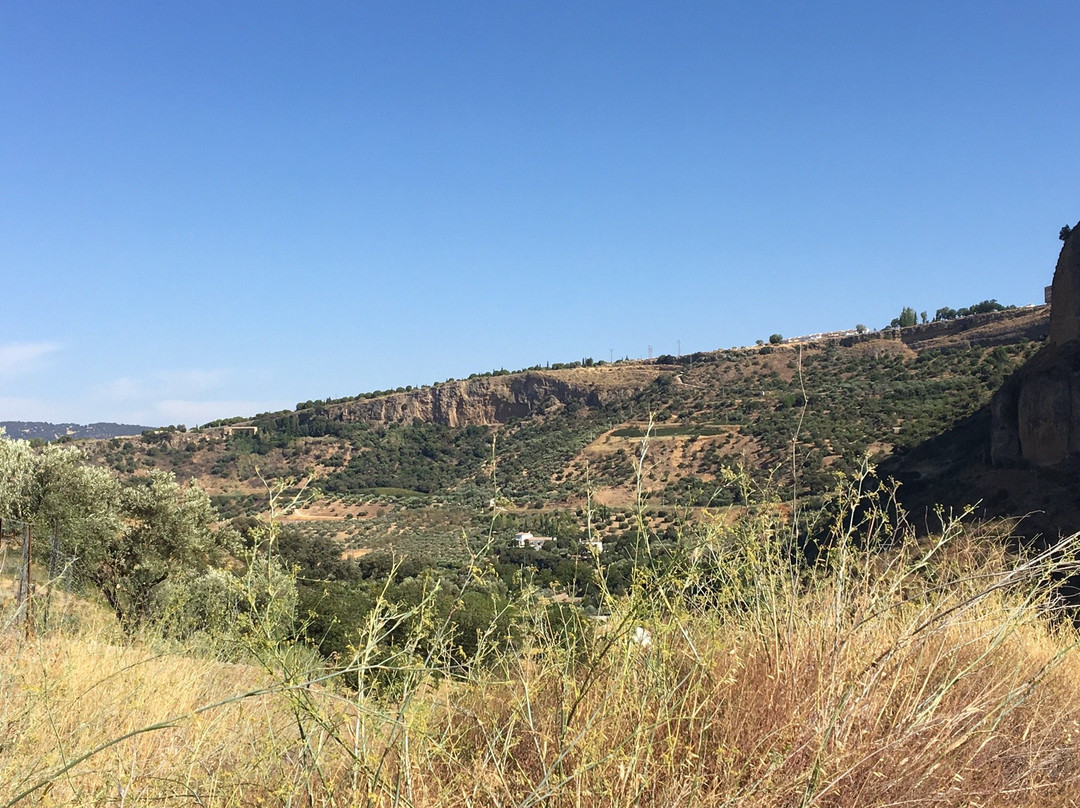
(991, 222, 1080, 466)
(301, 368, 660, 429)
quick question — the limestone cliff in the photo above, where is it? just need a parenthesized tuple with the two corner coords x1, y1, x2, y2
(991, 222, 1080, 465)
(300, 367, 661, 429)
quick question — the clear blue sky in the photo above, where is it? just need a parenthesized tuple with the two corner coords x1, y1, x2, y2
(2, 1, 1076, 426)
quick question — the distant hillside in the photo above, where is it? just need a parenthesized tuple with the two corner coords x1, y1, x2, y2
(72, 304, 1052, 562)
(0, 421, 153, 442)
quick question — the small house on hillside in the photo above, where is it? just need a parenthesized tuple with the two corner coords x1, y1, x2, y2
(514, 532, 555, 550)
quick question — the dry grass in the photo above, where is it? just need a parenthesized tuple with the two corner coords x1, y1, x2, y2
(4, 487, 1080, 807)
(413, 517, 1080, 808)
(431, 584, 1080, 806)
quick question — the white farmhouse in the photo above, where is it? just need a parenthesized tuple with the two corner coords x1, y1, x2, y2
(513, 531, 555, 550)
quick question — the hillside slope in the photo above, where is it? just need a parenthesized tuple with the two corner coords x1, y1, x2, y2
(75, 306, 1051, 559)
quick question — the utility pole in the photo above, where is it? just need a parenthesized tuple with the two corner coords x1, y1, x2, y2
(648, 345, 653, 360)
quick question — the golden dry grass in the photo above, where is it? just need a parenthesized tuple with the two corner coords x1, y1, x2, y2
(418, 562, 1080, 807)
(4, 514, 1080, 807)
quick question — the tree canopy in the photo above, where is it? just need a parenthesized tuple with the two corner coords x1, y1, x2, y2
(890, 307, 918, 328)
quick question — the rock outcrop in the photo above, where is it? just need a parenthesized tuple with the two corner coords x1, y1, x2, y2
(991, 222, 1080, 465)
(297, 368, 661, 429)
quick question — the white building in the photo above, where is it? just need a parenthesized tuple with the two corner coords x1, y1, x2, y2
(513, 532, 555, 550)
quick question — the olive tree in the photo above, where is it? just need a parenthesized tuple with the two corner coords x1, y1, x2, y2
(1, 433, 122, 562)
(87, 471, 233, 632)
(37, 442, 123, 557)
(0, 428, 40, 520)
(0, 430, 267, 635)
(152, 557, 296, 653)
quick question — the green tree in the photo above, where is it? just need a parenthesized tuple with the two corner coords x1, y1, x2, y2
(0, 428, 39, 520)
(0, 432, 122, 569)
(86, 471, 233, 631)
(890, 307, 917, 328)
(154, 543, 297, 652)
(0, 430, 273, 637)
(769, 334, 784, 345)
(39, 446, 123, 572)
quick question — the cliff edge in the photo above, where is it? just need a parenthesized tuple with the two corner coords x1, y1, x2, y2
(299, 366, 662, 429)
(991, 222, 1080, 465)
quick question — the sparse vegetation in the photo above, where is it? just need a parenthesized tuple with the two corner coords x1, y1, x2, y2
(934, 299, 1015, 321)
(78, 310, 1045, 558)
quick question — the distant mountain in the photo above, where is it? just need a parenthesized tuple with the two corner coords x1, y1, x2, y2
(0, 421, 154, 442)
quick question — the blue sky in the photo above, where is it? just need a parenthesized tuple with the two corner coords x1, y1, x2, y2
(1, 1, 1076, 426)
